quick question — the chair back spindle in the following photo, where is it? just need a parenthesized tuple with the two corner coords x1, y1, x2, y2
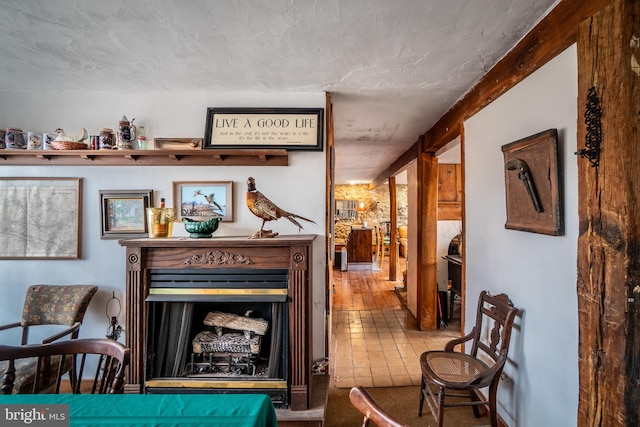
(0, 338, 130, 394)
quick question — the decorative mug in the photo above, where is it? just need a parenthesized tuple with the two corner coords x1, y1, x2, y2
(27, 132, 42, 149)
(42, 133, 55, 150)
(116, 115, 136, 150)
(99, 128, 115, 149)
(5, 128, 25, 149)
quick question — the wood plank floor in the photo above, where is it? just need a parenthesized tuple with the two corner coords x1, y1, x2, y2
(332, 257, 405, 311)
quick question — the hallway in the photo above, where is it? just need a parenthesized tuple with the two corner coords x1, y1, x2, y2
(329, 257, 461, 389)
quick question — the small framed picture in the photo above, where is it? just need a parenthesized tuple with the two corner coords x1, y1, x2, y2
(100, 190, 153, 239)
(173, 181, 233, 222)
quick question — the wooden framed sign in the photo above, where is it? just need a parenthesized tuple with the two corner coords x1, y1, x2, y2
(204, 108, 324, 151)
(502, 129, 563, 236)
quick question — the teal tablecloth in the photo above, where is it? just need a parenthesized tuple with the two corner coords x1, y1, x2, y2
(0, 393, 278, 427)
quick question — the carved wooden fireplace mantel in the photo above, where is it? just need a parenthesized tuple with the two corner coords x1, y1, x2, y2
(119, 234, 315, 410)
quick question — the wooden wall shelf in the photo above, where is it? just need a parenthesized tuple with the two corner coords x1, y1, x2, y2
(0, 149, 288, 166)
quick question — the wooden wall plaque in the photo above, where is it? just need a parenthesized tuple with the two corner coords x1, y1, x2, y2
(501, 129, 563, 235)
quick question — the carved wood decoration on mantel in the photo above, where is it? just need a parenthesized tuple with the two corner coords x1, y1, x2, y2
(183, 250, 253, 265)
(118, 235, 316, 411)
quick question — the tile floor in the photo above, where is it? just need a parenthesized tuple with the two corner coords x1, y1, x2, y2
(330, 309, 459, 388)
(329, 258, 461, 389)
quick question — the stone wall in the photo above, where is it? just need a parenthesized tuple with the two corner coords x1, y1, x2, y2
(333, 183, 408, 241)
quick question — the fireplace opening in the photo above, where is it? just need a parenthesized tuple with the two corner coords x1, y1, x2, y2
(144, 268, 290, 407)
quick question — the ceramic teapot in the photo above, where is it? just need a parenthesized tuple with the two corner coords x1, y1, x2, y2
(116, 115, 137, 150)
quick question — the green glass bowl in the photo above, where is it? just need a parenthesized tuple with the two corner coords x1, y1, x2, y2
(182, 217, 220, 238)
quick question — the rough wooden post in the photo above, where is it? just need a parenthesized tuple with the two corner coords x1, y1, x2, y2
(388, 175, 398, 281)
(416, 149, 438, 331)
(576, 0, 640, 424)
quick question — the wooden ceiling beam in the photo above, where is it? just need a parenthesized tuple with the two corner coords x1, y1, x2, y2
(373, 0, 611, 187)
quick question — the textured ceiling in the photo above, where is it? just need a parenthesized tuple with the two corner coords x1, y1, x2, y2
(0, 0, 557, 184)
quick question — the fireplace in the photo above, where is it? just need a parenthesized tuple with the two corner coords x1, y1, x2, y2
(144, 268, 289, 406)
(119, 235, 315, 410)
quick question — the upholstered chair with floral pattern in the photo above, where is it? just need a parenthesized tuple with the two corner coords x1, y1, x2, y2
(0, 284, 98, 393)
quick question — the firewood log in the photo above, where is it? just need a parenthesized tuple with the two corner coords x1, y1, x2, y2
(204, 311, 269, 335)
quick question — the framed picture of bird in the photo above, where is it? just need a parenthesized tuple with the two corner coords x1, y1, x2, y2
(173, 181, 233, 222)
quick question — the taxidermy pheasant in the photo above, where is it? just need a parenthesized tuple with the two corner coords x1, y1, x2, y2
(246, 177, 316, 239)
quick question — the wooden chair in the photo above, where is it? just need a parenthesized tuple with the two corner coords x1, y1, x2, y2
(418, 291, 519, 427)
(0, 338, 130, 394)
(375, 227, 391, 267)
(0, 285, 98, 393)
(349, 386, 409, 427)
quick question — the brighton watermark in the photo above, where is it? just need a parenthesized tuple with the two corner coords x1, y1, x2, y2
(1, 405, 68, 426)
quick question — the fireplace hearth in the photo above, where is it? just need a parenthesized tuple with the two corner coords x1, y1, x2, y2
(119, 235, 315, 410)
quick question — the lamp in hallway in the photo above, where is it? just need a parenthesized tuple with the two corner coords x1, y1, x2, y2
(356, 202, 368, 226)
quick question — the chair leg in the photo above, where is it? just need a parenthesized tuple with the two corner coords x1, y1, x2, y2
(418, 376, 425, 416)
(470, 390, 481, 418)
(488, 384, 499, 427)
(436, 387, 446, 427)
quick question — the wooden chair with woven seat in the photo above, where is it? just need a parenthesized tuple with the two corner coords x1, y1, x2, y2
(418, 290, 519, 427)
(0, 284, 98, 393)
(349, 386, 409, 427)
(0, 338, 130, 394)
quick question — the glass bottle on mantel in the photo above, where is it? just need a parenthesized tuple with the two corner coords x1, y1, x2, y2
(156, 198, 168, 237)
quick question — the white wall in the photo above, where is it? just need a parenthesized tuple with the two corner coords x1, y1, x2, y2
(0, 91, 327, 361)
(464, 45, 578, 426)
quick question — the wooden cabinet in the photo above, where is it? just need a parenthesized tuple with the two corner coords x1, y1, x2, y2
(438, 164, 462, 220)
(347, 228, 373, 263)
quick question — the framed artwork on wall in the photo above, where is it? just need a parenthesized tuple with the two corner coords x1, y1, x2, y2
(0, 177, 82, 259)
(502, 129, 563, 236)
(173, 181, 233, 222)
(204, 107, 324, 151)
(100, 189, 153, 239)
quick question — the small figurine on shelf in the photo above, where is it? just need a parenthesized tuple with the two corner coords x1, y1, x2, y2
(52, 128, 88, 150)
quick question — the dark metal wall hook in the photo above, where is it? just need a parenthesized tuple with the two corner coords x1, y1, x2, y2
(576, 86, 602, 167)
